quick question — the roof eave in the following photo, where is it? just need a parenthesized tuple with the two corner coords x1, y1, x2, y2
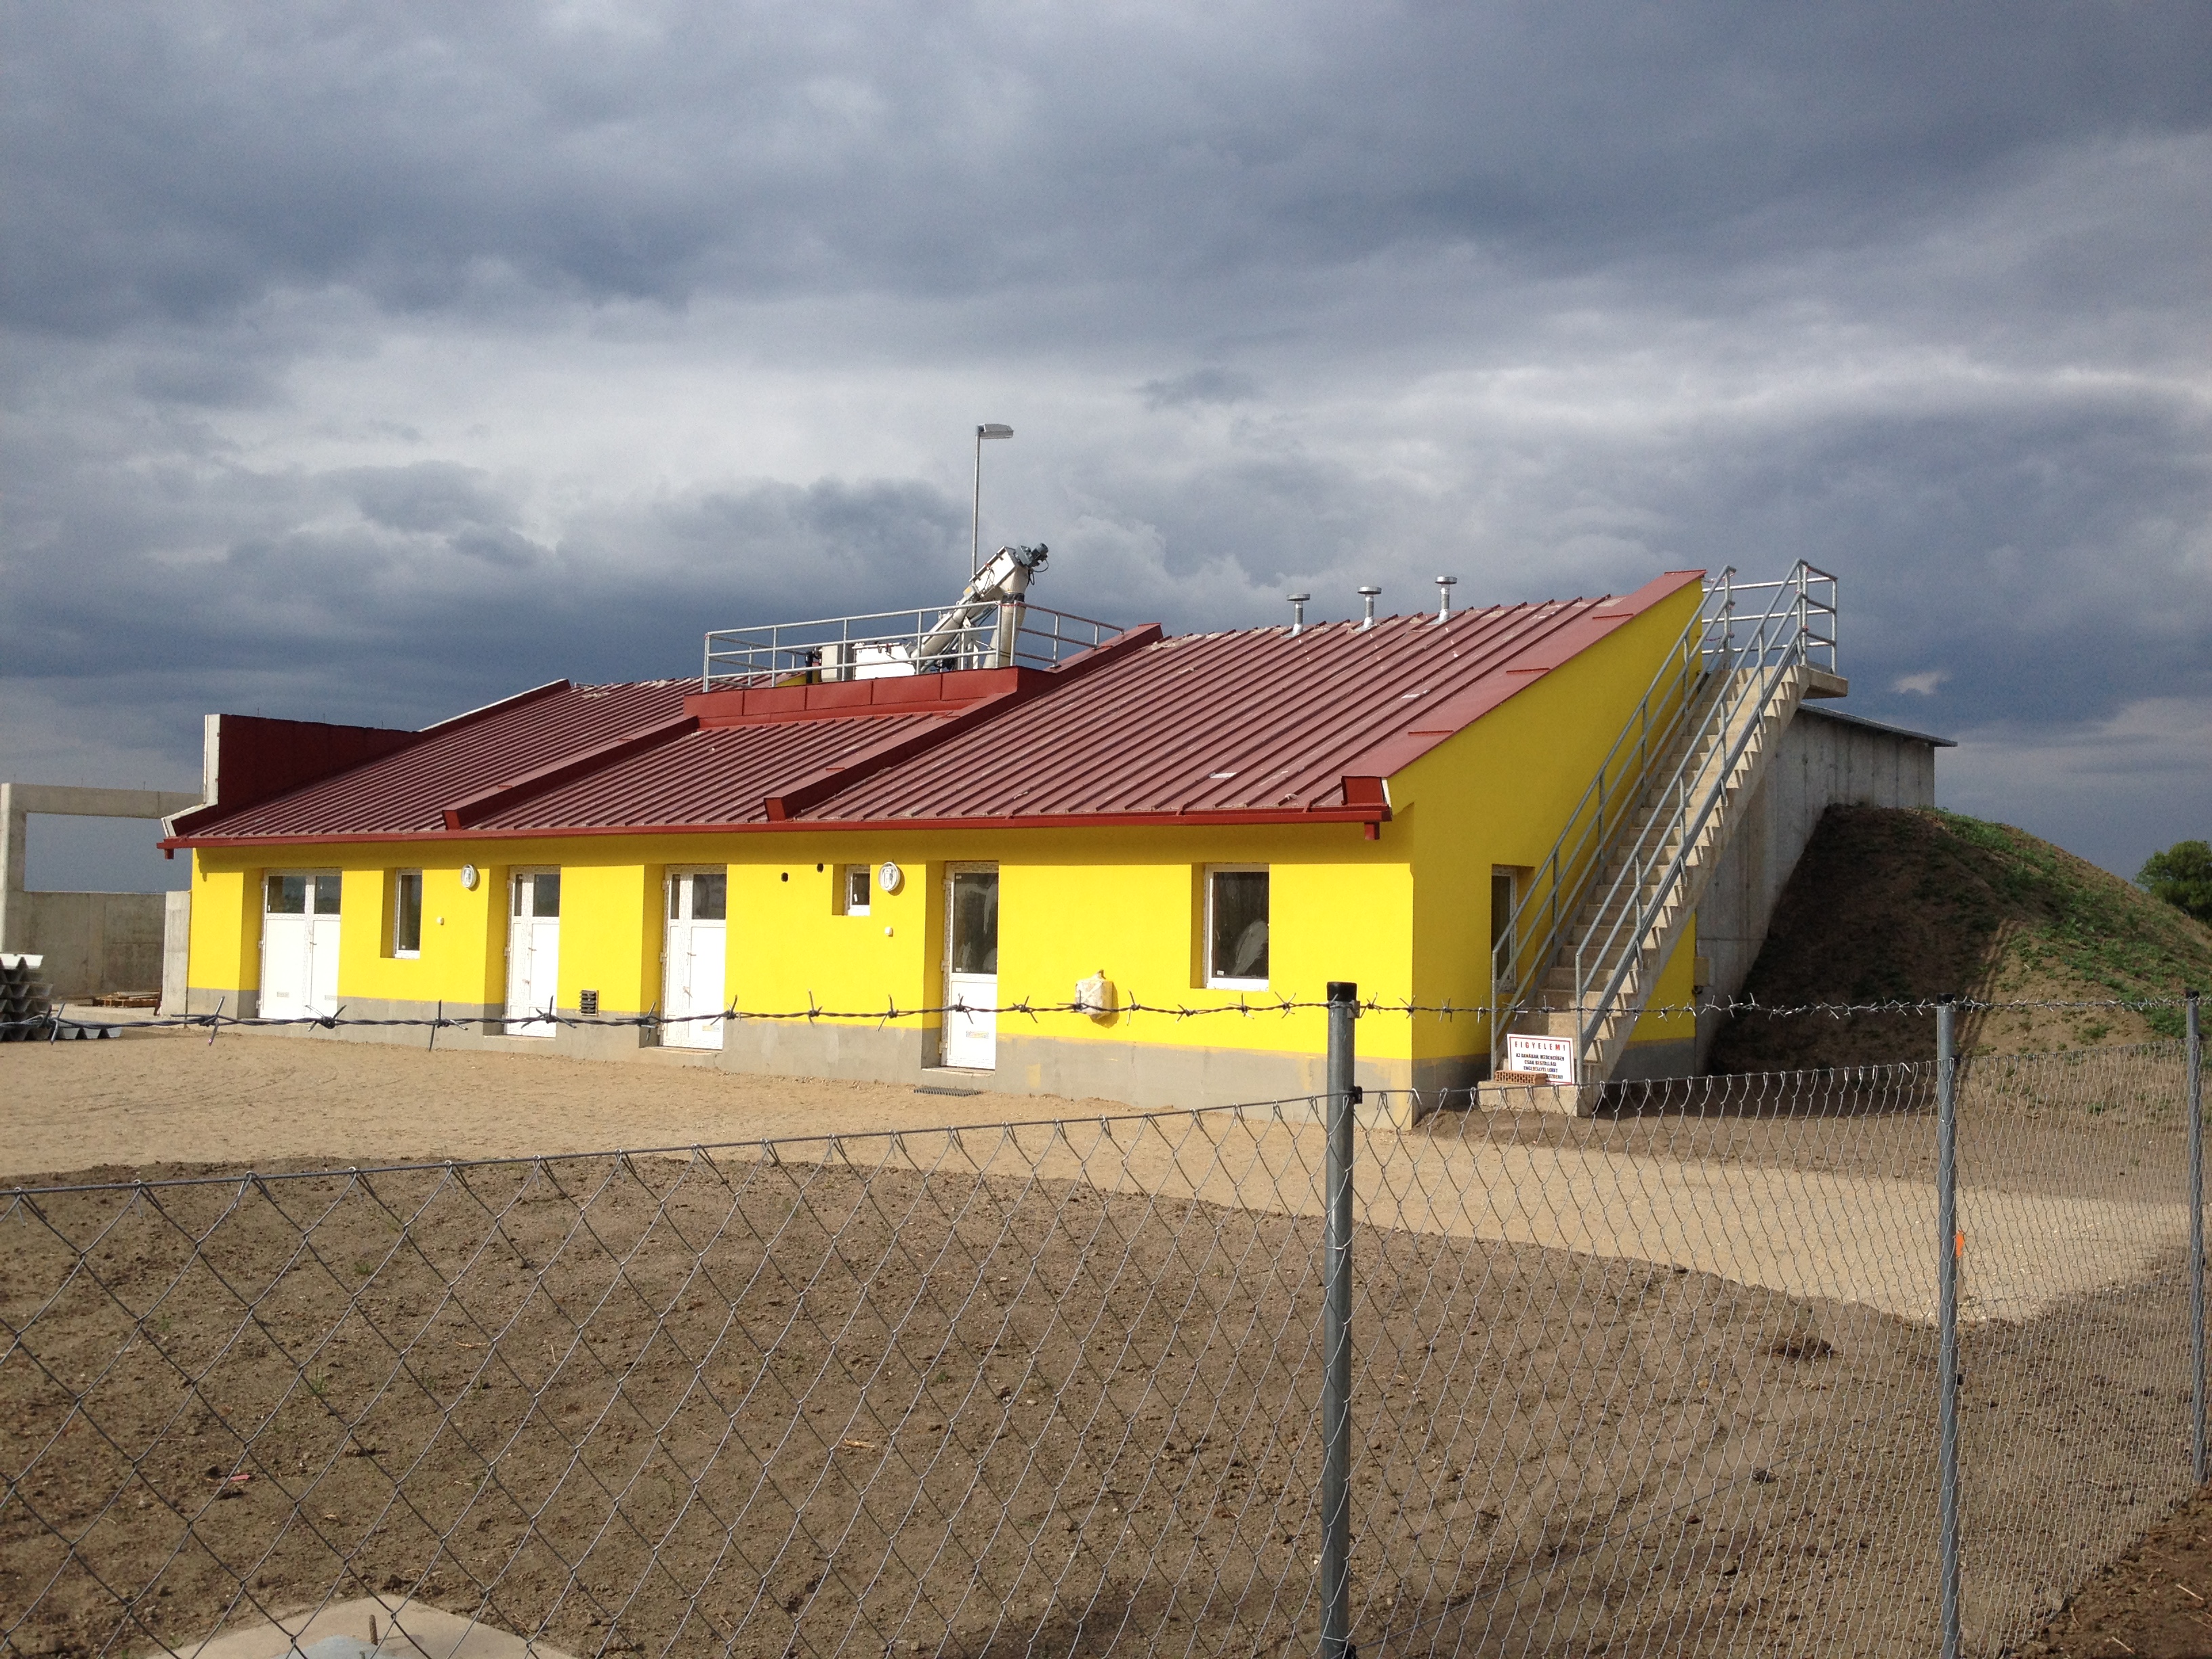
(159, 800, 1387, 852)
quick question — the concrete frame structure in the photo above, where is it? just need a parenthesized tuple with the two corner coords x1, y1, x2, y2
(0, 783, 201, 999)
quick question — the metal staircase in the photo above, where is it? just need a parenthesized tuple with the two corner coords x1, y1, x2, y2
(1487, 565, 1839, 1103)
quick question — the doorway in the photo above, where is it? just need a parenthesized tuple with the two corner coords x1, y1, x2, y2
(261, 872, 341, 1020)
(662, 869, 728, 1049)
(942, 864, 998, 1069)
(506, 870, 560, 1036)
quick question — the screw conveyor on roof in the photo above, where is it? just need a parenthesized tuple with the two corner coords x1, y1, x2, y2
(700, 546, 1126, 692)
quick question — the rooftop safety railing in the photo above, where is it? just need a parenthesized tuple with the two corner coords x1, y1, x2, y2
(703, 602, 1126, 693)
(1490, 562, 1837, 1078)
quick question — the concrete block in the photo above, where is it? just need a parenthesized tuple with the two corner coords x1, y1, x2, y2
(167, 1595, 572, 1659)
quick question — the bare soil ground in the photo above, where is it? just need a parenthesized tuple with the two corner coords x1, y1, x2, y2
(2031, 1480, 2212, 1657)
(3, 1029, 2201, 1657)
(3, 1149, 2195, 1659)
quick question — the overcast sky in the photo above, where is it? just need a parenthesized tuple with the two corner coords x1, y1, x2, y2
(5, 0, 2208, 889)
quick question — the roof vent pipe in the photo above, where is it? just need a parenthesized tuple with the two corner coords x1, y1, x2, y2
(1435, 574, 1457, 621)
(1288, 593, 1311, 636)
(1357, 585, 1381, 630)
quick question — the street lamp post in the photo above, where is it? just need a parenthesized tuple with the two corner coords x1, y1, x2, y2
(972, 424, 1014, 577)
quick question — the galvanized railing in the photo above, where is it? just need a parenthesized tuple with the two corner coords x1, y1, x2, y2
(703, 603, 1126, 691)
(1490, 562, 1837, 1078)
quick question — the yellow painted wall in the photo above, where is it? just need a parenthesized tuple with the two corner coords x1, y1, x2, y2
(1391, 579, 1705, 1063)
(186, 863, 258, 1001)
(188, 824, 1412, 1063)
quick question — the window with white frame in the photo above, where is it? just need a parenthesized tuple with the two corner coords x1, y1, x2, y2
(392, 870, 423, 957)
(840, 864, 872, 916)
(1205, 866, 1270, 989)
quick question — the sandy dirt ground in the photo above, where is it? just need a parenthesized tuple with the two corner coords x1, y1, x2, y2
(5, 1153, 2192, 1659)
(2, 1034, 2198, 1657)
(0, 1029, 1139, 1175)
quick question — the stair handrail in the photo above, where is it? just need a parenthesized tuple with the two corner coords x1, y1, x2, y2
(1487, 584, 1722, 1073)
(1567, 561, 1835, 1063)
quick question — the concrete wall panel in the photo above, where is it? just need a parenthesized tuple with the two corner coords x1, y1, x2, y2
(21, 892, 167, 996)
(1692, 708, 1941, 1066)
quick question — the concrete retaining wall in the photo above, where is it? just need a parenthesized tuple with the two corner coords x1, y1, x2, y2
(1691, 705, 1947, 1067)
(19, 890, 167, 997)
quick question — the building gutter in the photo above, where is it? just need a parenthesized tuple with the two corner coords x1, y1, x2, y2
(160, 800, 1385, 852)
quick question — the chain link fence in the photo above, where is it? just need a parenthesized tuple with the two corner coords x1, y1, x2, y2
(1, 1008, 2203, 1658)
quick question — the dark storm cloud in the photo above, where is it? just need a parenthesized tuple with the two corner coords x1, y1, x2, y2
(5, 455, 966, 725)
(8, 1, 2210, 334)
(3, 0, 2210, 879)
(1141, 369, 1261, 411)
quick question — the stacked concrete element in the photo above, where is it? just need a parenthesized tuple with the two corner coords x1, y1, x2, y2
(0, 783, 201, 999)
(1, 954, 52, 1040)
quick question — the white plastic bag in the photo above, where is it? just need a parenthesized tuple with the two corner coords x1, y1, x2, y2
(1075, 970, 1115, 1020)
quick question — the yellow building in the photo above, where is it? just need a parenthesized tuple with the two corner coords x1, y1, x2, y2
(162, 565, 1872, 1114)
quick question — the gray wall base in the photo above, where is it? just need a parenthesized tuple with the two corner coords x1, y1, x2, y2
(716, 1019, 935, 1085)
(1606, 1037, 1698, 1084)
(170, 994, 1481, 1126)
(185, 985, 260, 1019)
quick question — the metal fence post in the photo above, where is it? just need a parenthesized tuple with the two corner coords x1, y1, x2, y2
(2189, 988, 2205, 1488)
(1937, 995, 1962, 1659)
(1323, 981, 1358, 1659)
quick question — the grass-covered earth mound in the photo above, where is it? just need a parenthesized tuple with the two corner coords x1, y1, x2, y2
(1708, 806, 2212, 1072)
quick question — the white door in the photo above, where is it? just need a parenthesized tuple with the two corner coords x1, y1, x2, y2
(943, 865, 998, 1069)
(262, 873, 342, 1020)
(506, 871, 561, 1036)
(662, 870, 728, 1050)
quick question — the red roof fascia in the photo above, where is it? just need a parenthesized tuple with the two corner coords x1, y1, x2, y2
(763, 624, 1165, 821)
(163, 799, 1383, 851)
(685, 667, 1025, 727)
(441, 714, 699, 831)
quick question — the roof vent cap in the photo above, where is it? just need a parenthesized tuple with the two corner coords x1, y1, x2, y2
(1357, 585, 1381, 630)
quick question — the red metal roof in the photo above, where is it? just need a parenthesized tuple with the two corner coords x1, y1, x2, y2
(804, 588, 1675, 823)
(179, 679, 693, 838)
(166, 571, 1701, 845)
(474, 714, 953, 831)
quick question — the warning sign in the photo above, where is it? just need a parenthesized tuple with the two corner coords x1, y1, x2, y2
(1504, 1034, 1577, 1084)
